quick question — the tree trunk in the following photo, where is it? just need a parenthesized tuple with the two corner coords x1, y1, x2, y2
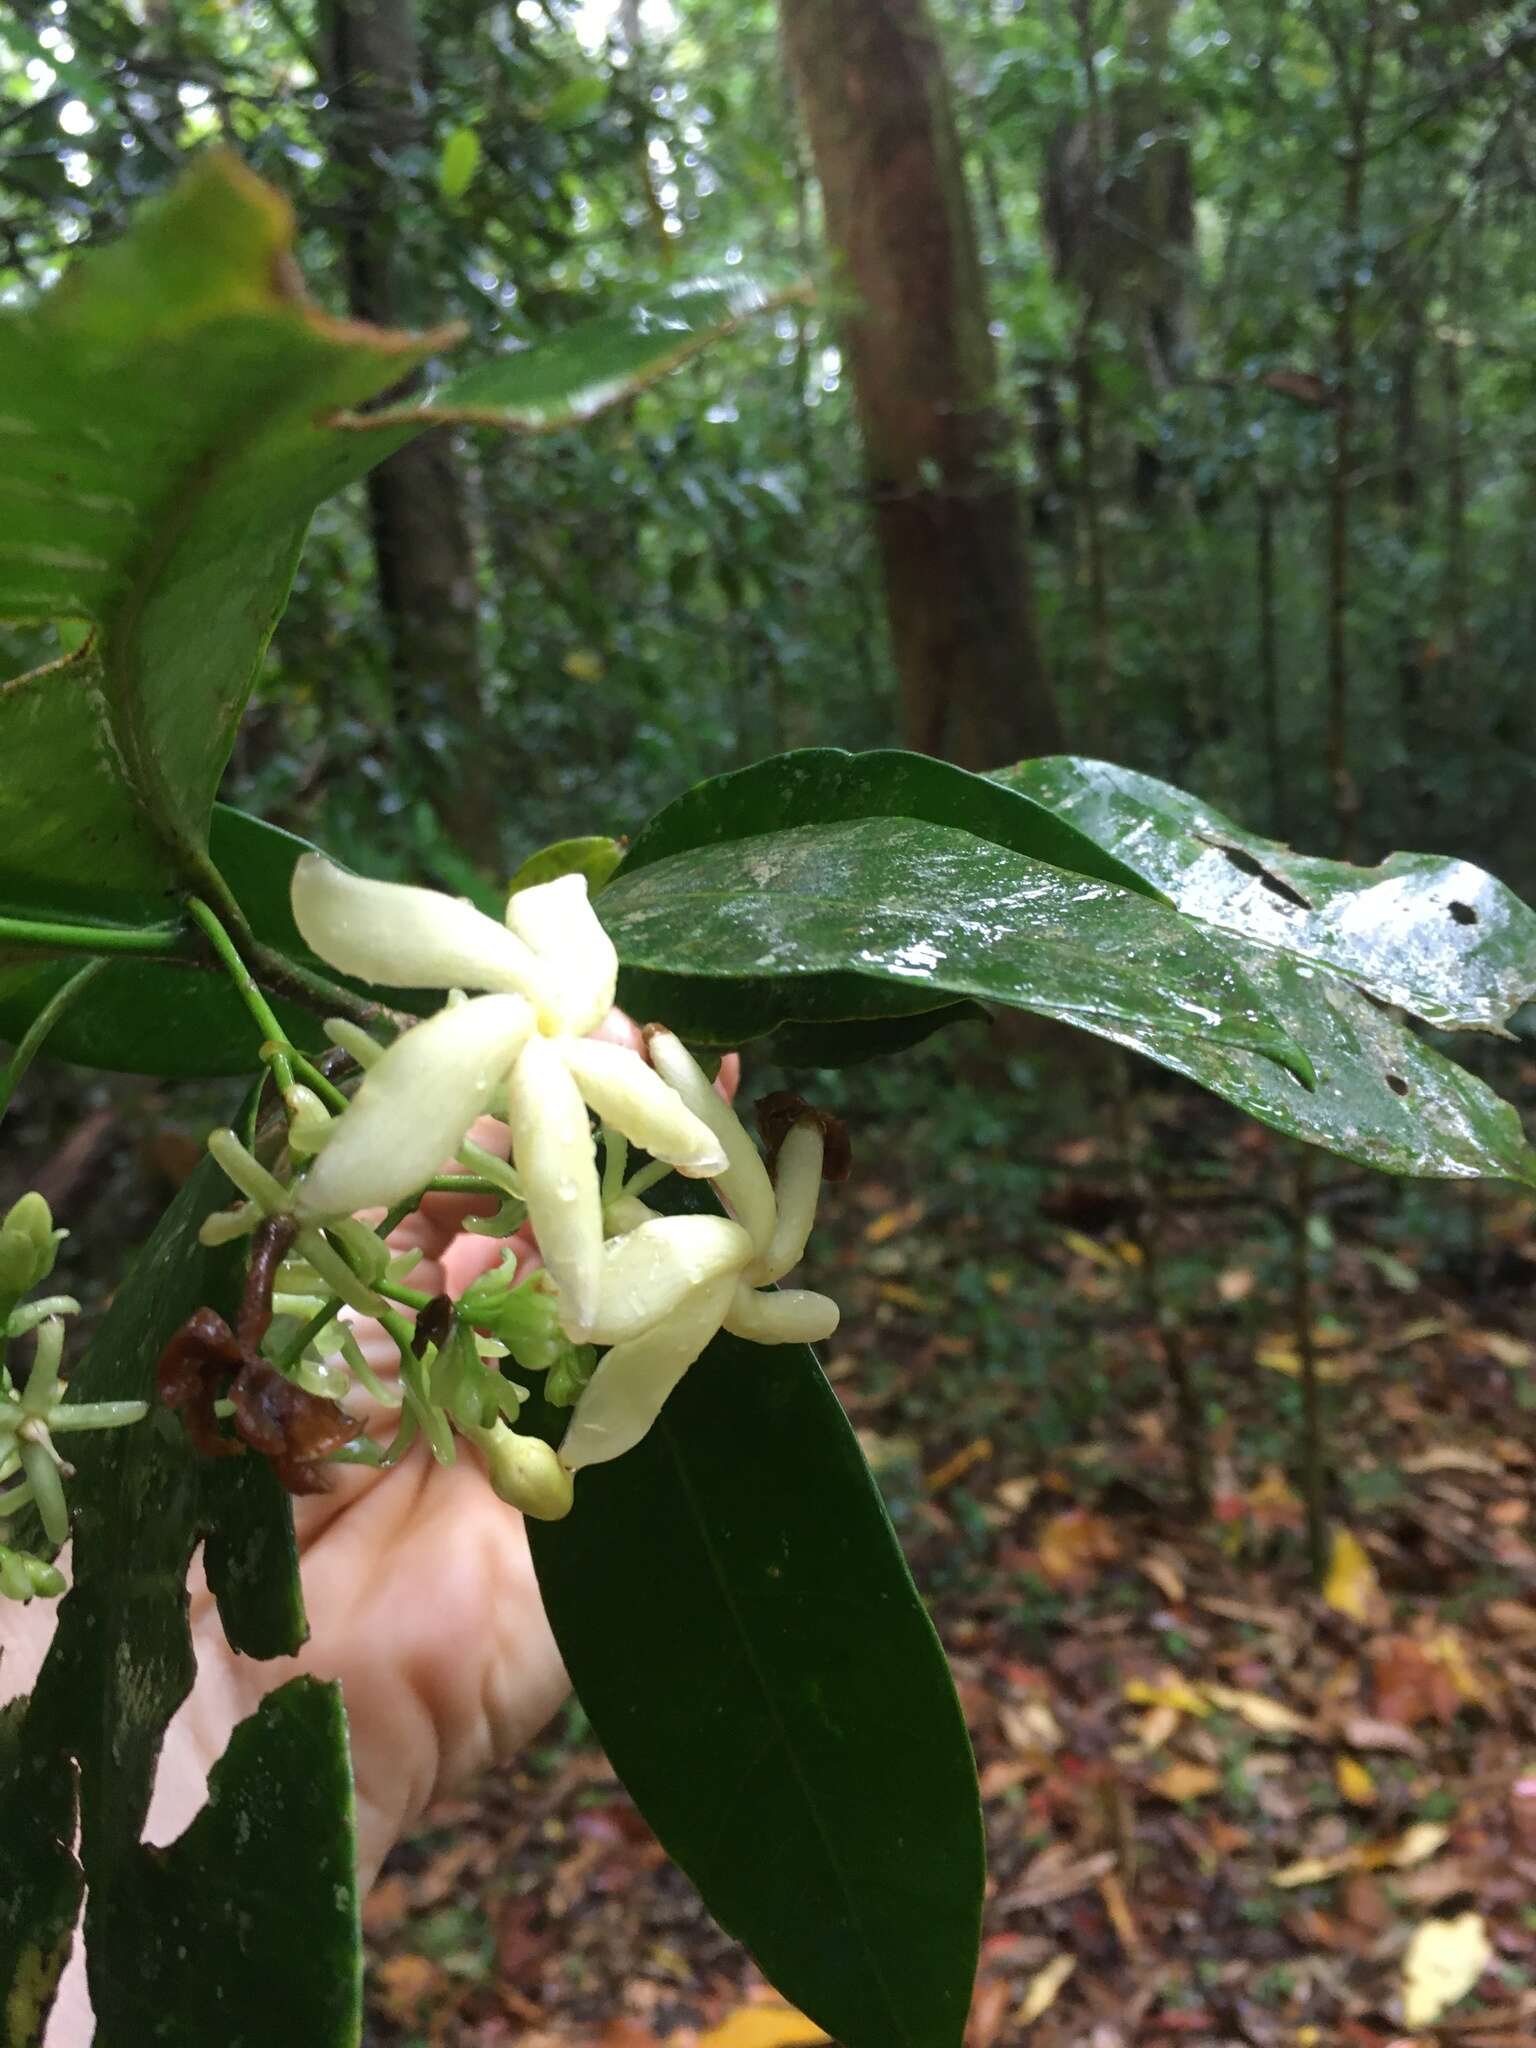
(320, 0, 498, 856)
(780, 0, 1061, 769)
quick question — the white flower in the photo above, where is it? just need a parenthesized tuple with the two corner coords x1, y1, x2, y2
(288, 857, 727, 1328)
(559, 1061, 840, 1474)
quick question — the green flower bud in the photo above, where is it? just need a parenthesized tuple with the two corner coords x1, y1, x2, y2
(545, 1345, 596, 1411)
(483, 1428, 574, 1521)
(0, 1545, 36, 1602)
(0, 1193, 62, 1297)
(460, 1262, 568, 1373)
(23, 1555, 65, 1599)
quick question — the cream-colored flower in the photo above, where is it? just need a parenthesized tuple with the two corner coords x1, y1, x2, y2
(287, 857, 727, 1331)
(559, 1058, 840, 1474)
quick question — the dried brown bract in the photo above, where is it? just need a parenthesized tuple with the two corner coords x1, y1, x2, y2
(755, 1091, 852, 1182)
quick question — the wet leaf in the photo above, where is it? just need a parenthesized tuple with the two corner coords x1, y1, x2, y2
(1001, 757, 1536, 1030)
(527, 1213, 984, 2048)
(996, 759, 1536, 1185)
(602, 816, 1310, 1083)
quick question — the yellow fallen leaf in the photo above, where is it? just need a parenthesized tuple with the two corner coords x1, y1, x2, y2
(864, 1198, 924, 1245)
(1147, 1761, 1221, 1803)
(1016, 1952, 1076, 2028)
(698, 2007, 831, 2048)
(1324, 1528, 1382, 1623)
(1473, 1329, 1534, 1370)
(1124, 1675, 1210, 1718)
(1037, 1509, 1120, 1587)
(1060, 1228, 1125, 1271)
(1402, 1910, 1491, 2029)
(925, 1436, 993, 1493)
(1335, 1756, 1376, 1806)
(1140, 1553, 1186, 1603)
(1377, 1820, 1450, 1870)
(1255, 1332, 1357, 1381)
(1273, 1849, 1357, 1888)
(1203, 1684, 1312, 1738)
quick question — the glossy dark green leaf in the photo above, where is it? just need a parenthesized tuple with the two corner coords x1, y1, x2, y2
(622, 747, 1166, 901)
(0, 806, 432, 1078)
(601, 815, 1311, 1081)
(528, 1323, 983, 2048)
(508, 833, 627, 897)
(89, 1679, 360, 2047)
(999, 760, 1536, 1185)
(0, 1154, 357, 2043)
(1001, 757, 1536, 1030)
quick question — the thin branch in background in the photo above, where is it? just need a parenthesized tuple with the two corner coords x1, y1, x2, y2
(1291, 1144, 1330, 1586)
(1110, 1055, 1211, 1519)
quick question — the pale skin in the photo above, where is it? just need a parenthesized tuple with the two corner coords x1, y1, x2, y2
(0, 1020, 738, 2044)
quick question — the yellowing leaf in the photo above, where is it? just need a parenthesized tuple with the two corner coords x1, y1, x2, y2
(1059, 1228, 1125, 1271)
(1124, 1674, 1210, 1718)
(1273, 1849, 1356, 1889)
(1335, 1756, 1376, 1807)
(1255, 1331, 1357, 1380)
(698, 2007, 831, 2048)
(561, 647, 606, 682)
(1402, 1911, 1491, 2029)
(925, 1436, 993, 1493)
(1016, 1953, 1076, 2028)
(1147, 1761, 1221, 1803)
(1037, 1509, 1120, 1588)
(1376, 1820, 1450, 1871)
(1203, 1684, 1312, 1738)
(1324, 1527, 1382, 1623)
(437, 125, 482, 200)
(864, 1198, 924, 1245)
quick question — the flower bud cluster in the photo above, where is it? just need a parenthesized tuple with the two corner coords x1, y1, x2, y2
(192, 860, 844, 1518)
(0, 1192, 147, 1597)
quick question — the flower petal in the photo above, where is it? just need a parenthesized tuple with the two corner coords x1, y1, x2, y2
(505, 873, 617, 1035)
(748, 1118, 823, 1285)
(292, 995, 533, 1221)
(585, 1214, 753, 1346)
(559, 1272, 736, 1472)
(505, 1036, 604, 1338)
(562, 1039, 727, 1176)
(722, 1283, 840, 1347)
(644, 1029, 777, 1255)
(292, 853, 561, 1010)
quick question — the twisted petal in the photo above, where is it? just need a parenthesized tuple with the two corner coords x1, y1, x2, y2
(293, 994, 533, 1221)
(505, 873, 617, 1035)
(722, 1284, 840, 1347)
(562, 1039, 727, 1177)
(292, 853, 561, 1012)
(748, 1118, 823, 1286)
(559, 1272, 736, 1473)
(644, 1029, 777, 1255)
(585, 1214, 753, 1347)
(505, 1035, 604, 1338)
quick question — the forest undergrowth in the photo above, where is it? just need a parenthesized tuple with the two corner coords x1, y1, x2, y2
(8, 1033, 1536, 2046)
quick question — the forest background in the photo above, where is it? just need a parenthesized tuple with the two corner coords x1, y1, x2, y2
(4, 1, 1536, 2043)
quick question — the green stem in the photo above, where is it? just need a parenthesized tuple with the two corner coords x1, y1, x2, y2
(0, 913, 186, 956)
(187, 898, 295, 1094)
(0, 959, 107, 1125)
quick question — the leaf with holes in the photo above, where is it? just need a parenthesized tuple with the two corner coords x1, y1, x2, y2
(997, 759, 1536, 1184)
